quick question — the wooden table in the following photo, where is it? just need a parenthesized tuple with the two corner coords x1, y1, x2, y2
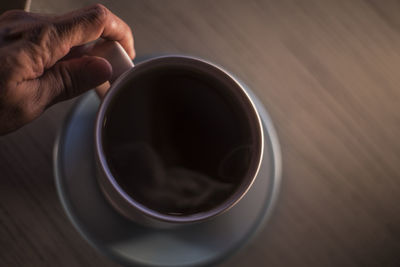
(1, 0, 400, 266)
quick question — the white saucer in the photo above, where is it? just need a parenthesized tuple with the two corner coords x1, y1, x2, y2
(54, 89, 281, 267)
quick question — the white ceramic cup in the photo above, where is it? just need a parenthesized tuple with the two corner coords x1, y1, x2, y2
(88, 40, 264, 228)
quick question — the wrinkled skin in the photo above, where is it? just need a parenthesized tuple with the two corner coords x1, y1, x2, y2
(0, 4, 135, 135)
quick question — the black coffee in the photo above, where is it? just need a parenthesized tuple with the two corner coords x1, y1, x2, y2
(103, 65, 258, 215)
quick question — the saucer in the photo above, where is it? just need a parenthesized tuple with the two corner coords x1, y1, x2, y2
(54, 89, 281, 267)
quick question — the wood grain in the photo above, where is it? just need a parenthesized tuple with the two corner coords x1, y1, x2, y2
(1, 0, 400, 266)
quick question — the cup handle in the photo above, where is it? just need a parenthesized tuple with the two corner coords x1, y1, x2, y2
(85, 39, 134, 98)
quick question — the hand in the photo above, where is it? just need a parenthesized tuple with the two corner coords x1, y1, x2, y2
(0, 4, 135, 135)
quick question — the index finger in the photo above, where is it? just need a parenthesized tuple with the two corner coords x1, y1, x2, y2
(50, 4, 134, 63)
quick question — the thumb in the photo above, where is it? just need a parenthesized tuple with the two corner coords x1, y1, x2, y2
(40, 56, 112, 105)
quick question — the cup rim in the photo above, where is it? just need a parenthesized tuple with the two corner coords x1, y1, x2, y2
(94, 55, 264, 223)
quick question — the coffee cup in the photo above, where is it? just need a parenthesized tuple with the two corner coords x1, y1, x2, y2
(88, 40, 264, 228)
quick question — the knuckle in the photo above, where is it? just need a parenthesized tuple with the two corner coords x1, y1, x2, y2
(87, 3, 108, 24)
(45, 24, 68, 54)
(52, 20, 73, 44)
(28, 22, 52, 44)
(91, 4, 108, 17)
